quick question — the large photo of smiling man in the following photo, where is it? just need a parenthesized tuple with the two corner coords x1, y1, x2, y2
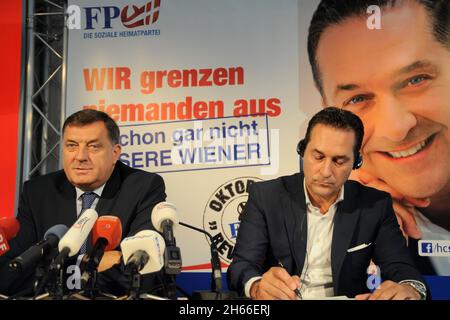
(306, 0, 450, 277)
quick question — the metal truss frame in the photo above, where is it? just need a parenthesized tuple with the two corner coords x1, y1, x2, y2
(21, 0, 67, 186)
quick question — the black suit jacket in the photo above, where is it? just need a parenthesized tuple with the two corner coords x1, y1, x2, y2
(0, 161, 166, 296)
(227, 173, 425, 298)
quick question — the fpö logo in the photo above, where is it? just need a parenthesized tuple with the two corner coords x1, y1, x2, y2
(203, 177, 263, 264)
(418, 240, 450, 256)
(67, 0, 161, 30)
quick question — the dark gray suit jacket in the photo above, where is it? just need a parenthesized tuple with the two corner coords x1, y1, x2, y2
(227, 173, 425, 298)
(0, 161, 166, 296)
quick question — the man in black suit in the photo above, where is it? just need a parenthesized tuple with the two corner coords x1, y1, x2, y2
(228, 107, 427, 300)
(0, 109, 166, 296)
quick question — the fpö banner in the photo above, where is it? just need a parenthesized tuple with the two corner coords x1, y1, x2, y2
(66, 0, 450, 299)
(66, 0, 302, 292)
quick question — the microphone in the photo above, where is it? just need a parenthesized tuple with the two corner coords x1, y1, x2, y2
(151, 202, 178, 246)
(120, 230, 165, 275)
(80, 216, 122, 288)
(179, 221, 223, 293)
(51, 209, 98, 270)
(0, 216, 20, 256)
(9, 224, 68, 272)
(151, 202, 182, 274)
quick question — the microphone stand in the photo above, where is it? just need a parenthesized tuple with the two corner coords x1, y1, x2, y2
(75, 249, 116, 300)
(69, 270, 118, 301)
(163, 274, 178, 300)
(84, 269, 98, 299)
(123, 260, 145, 300)
(50, 264, 65, 299)
(34, 248, 70, 300)
(33, 263, 47, 294)
(33, 264, 64, 300)
(32, 264, 56, 299)
(160, 221, 182, 300)
(123, 271, 167, 301)
(31, 246, 58, 299)
(139, 293, 169, 300)
(179, 222, 225, 300)
(75, 269, 103, 300)
(129, 271, 143, 300)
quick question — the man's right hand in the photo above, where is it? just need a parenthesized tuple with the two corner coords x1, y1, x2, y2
(250, 267, 300, 300)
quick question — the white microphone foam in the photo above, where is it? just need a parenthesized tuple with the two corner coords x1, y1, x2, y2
(120, 230, 166, 274)
(151, 202, 179, 233)
(58, 208, 98, 256)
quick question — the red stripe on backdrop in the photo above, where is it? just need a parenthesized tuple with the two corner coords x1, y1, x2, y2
(0, 1, 22, 217)
(182, 262, 229, 271)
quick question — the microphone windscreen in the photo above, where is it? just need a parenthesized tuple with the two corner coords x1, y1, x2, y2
(58, 208, 98, 256)
(92, 215, 122, 250)
(0, 216, 20, 240)
(151, 202, 179, 233)
(44, 224, 68, 241)
(120, 230, 166, 274)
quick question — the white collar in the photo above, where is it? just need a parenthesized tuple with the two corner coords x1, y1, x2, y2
(303, 179, 345, 212)
(75, 184, 106, 200)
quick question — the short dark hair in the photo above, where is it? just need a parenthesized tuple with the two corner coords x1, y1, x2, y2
(308, 0, 450, 96)
(303, 107, 364, 161)
(62, 109, 120, 144)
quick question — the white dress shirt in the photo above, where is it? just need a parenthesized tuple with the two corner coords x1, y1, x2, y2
(244, 182, 344, 299)
(74, 184, 105, 265)
(299, 181, 344, 298)
(75, 184, 105, 217)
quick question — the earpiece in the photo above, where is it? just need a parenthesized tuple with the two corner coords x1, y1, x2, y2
(353, 153, 363, 170)
(297, 139, 306, 158)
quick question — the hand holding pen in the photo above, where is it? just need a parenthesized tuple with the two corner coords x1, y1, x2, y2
(278, 261, 303, 299)
(250, 263, 302, 300)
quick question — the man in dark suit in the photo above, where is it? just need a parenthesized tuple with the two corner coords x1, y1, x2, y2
(0, 109, 166, 296)
(228, 107, 427, 300)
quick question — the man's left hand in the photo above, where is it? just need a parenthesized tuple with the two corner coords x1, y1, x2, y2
(355, 280, 421, 300)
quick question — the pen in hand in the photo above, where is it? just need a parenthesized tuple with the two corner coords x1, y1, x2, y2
(278, 261, 303, 299)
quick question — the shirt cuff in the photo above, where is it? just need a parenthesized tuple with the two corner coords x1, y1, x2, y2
(244, 276, 262, 298)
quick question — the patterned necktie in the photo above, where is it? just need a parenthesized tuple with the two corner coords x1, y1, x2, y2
(79, 192, 97, 255)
